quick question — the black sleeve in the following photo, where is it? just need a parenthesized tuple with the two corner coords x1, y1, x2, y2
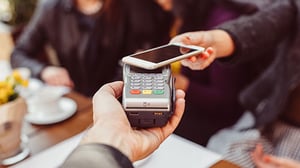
(216, 0, 296, 64)
(60, 144, 134, 168)
(10, 0, 51, 78)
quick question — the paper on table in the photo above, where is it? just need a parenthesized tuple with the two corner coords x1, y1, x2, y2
(10, 132, 85, 168)
(134, 134, 222, 168)
(12, 133, 222, 168)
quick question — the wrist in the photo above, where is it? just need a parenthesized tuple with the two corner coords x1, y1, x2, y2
(210, 29, 235, 58)
(80, 123, 134, 161)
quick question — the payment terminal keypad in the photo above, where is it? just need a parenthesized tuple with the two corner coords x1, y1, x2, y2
(129, 73, 165, 95)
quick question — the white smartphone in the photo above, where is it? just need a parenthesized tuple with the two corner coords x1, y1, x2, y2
(122, 43, 205, 70)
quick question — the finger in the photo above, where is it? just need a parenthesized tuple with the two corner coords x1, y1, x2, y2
(251, 152, 276, 168)
(53, 75, 66, 86)
(160, 89, 185, 137)
(92, 81, 126, 121)
(251, 152, 263, 168)
(181, 34, 193, 45)
(93, 81, 124, 103)
(185, 58, 204, 70)
(62, 80, 73, 88)
(61, 76, 74, 88)
(181, 58, 202, 70)
(181, 51, 213, 70)
(189, 56, 197, 62)
(170, 33, 191, 44)
(206, 47, 214, 55)
(199, 51, 216, 70)
(263, 155, 299, 167)
(45, 77, 60, 86)
(200, 52, 209, 60)
(60, 71, 74, 88)
(200, 47, 213, 59)
(180, 59, 190, 67)
(180, 47, 190, 54)
(180, 32, 207, 47)
(99, 81, 124, 97)
(255, 144, 264, 158)
(56, 78, 71, 87)
(67, 80, 75, 88)
(252, 144, 279, 168)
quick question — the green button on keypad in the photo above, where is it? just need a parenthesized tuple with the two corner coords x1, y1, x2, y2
(153, 90, 164, 95)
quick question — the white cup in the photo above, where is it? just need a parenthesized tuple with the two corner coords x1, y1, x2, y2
(27, 87, 61, 116)
(15, 67, 31, 80)
(19, 78, 44, 99)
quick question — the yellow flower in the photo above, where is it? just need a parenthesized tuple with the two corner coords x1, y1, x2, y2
(12, 71, 23, 84)
(0, 70, 28, 105)
(21, 80, 29, 87)
(0, 81, 14, 104)
(0, 88, 9, 104)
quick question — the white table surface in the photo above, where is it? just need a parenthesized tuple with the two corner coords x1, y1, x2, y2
(11, 132, 222, 168)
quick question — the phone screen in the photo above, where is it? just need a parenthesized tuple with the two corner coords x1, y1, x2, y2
(132, 45, 197, 63)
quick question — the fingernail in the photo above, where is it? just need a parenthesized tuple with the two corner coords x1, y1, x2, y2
(201, 53, 208, 59)
(207, 48, 213, 55)
(263, 156, 270, 163)
(189, 56, 197, 62)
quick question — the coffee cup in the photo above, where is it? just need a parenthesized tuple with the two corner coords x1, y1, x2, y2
(26, 87, 62, 116)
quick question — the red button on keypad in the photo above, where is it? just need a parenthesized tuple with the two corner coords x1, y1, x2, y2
(130, 89, 141, 94)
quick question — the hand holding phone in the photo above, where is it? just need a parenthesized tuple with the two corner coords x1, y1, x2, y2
(122, 43, 205, 70)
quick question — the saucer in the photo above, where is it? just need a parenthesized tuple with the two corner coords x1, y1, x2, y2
(1, 134, 30, 166)
(25, 97, 77, 125)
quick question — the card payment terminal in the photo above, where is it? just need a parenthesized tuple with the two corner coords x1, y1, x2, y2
(122, 64, 175, 128)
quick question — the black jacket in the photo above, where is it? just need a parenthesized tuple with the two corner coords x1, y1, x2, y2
(218, 0, 299, 127)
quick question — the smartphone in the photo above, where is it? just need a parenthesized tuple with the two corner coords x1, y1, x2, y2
(122, 43, 205, 70)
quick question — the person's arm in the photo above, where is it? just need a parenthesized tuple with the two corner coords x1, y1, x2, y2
(61, 81, 185, 167)
(60, 144, 133, 168)
(217, 0, 296, 64)
(170, 0, 296, 70)
(10, 0, 50, 78)
(11, 1, 74, 88)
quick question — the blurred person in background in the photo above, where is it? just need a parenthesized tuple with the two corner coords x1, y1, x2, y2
(171, 0, 299, 167)
(126, 0, 174, 53)
(10, 0, 174, 97)
(168, 0, 271, 146)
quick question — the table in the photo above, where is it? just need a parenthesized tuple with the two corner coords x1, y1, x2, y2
(23, 92, 93, 155)
(3, 91, 239, 168)
(1, 92, 92, 168)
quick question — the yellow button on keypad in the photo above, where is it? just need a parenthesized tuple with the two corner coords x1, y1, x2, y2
(142, 90, 152, 95)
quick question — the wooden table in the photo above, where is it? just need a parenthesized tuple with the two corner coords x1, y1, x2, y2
(211, 160, 240, 168)
(1, 92, 93, 168)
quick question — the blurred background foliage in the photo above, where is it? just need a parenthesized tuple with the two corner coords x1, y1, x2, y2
(0, 0, 37, 26)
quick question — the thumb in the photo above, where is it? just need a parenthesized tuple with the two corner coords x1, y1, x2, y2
(94, 81, 124, 101)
